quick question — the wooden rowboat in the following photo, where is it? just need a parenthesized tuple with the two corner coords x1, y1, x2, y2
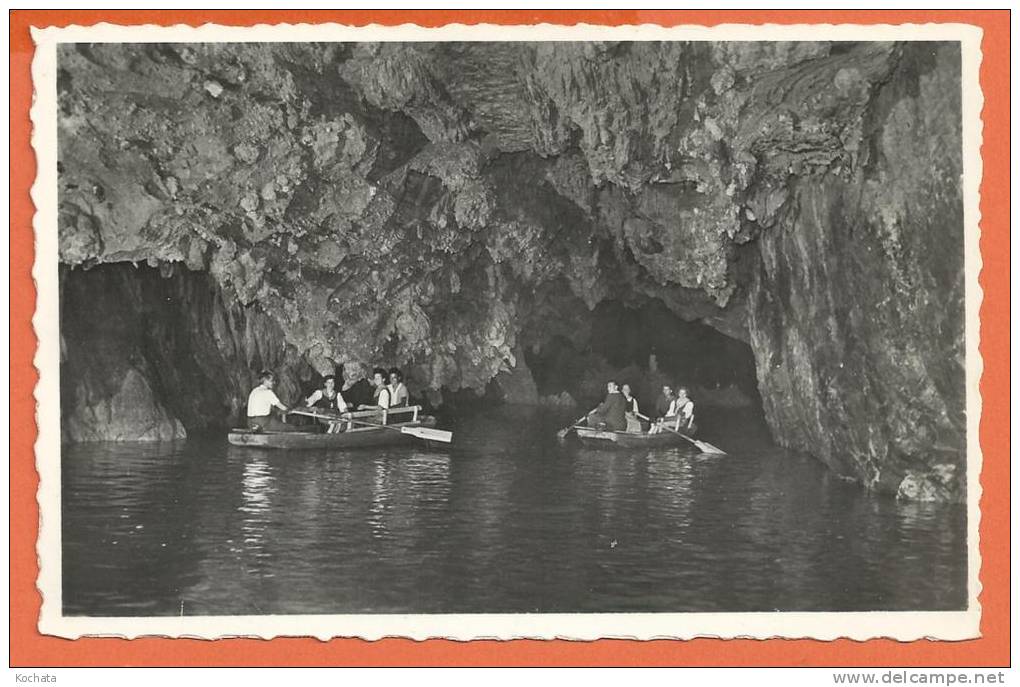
(228, 406, 442, 450)
(571, 425, 699, 451)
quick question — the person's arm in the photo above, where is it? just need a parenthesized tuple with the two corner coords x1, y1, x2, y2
(305, 389, 321, 407)
(269, 390, 288, 412)
(336, 393, 349, 413)
(362, 390, 390, 412)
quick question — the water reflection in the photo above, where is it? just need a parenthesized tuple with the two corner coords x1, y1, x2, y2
(368, 458, 392, 539)
(238, 456, 276, 569)
(366, 454, 452, 541)
(62, 408, 968, 615)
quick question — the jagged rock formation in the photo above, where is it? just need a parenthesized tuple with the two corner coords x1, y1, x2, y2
(56, 41, 965, 500)
(492, 346, 539, 405)
(60, 263, 312, 438)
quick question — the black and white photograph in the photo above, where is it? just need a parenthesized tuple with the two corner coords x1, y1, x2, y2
(32, 21, 982, 640)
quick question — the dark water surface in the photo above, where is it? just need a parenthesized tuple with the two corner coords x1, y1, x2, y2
(62, 407, 967, 615)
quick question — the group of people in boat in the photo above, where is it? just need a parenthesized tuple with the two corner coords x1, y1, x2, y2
(585, 381, 695, 435)
(245, 365, 410, 433)
(247, 365, 694, 438)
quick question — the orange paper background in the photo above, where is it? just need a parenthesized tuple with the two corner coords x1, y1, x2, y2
(9, 9, 1010, 667)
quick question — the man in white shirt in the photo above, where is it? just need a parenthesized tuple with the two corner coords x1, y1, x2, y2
(246, 370, 298, 431)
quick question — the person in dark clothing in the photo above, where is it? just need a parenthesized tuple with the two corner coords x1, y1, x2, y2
(654, 384, 676, 419)
(339, 363, 375, 410)
(621, 383, 640, 414)
(621, 383, 645, 433)
(587, 380, 628, 432)
(303, 374, 348, 432)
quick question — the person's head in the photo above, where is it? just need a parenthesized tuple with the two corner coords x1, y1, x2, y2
(389, 367, 403, 385)
(676, 386, 689, 401)
(323, 375, 336, 392)
(259, 370, 276, 389)
(621, 383, 632, 397)
(606, 379, 619, 393)
(662, 384, 673, 398)
(342, 362, 365, 382)
(372, 367, 388, 387)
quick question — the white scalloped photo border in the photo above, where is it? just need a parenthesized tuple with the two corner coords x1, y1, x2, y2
(30, 20, 984, 642)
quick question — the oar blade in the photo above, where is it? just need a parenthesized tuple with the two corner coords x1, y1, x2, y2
(402, 426, 453, 443)
(656, 422, 727, 456)
(695, 440, 727, 456)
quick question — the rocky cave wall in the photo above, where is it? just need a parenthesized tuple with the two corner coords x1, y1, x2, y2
(60, 262, 313, 440)
(56, 41, 966, 499)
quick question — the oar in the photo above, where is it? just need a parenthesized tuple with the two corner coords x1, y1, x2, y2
(289, 408, 452, 443)
(287, 408, 343, 422)
(347, 416, 452, 443)
(637, 412, 726, 455)
(556, 410, 595, 442)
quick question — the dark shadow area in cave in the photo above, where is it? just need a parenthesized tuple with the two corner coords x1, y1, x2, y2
(524, 299, 763, 416)
(59, 262, 315, 437)
(60, 264, 765, 440)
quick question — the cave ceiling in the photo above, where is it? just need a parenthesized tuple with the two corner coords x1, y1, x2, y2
(59, 40, 895, 390)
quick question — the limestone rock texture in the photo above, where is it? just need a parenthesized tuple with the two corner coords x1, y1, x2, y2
(64, 367, 187, 442)
(60, 263, 310, 437)
(56, 41, 966, 499)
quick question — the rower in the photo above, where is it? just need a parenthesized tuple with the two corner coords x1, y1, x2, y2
(246, 370, 301, 432)
(586, 380, 628, 432)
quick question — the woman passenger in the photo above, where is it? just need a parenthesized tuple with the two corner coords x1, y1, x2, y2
(621, 383, 645, 433)
(621, 383, 639, 414)
(388, 367, 409, 407)
(305, 375, 347, 413)
(671, 386, 695, 431)
(305, 375, 348, 432)
(362, 367, 393, 412)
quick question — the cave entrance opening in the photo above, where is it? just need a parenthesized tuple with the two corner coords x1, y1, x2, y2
(59, 261, 317, 438)
(523, 298, 762, 418)
(59, 263, 766, 439)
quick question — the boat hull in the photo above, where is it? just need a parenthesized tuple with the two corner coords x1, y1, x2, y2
(573, 426, 697, 451)
(228, 417, 438, 450)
